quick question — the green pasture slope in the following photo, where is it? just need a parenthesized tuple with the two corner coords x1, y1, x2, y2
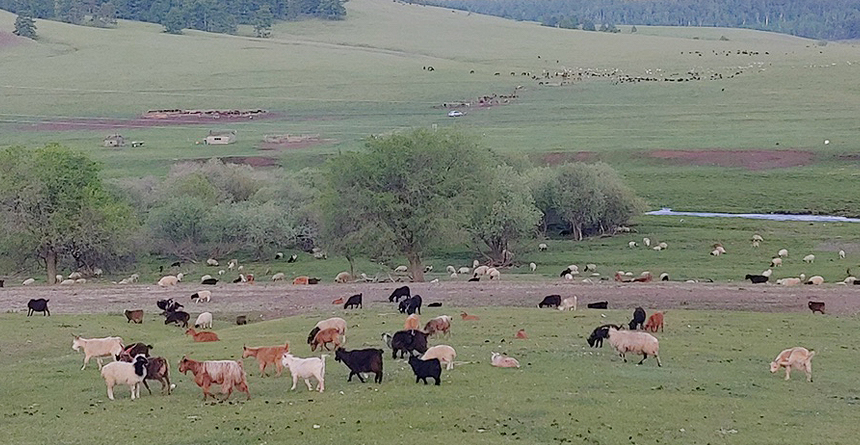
(2, 0, 860, 214)
(2, 308, 859, 444)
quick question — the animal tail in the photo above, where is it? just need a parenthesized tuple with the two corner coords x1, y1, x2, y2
(320, 354, 327, 375)
(285, 340, 291, 352)
(808, 350, 816, 359)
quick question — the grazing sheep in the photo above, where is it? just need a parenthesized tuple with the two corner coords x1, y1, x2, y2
(207, 258, 219, 266)
(628, 241, 637, 248)
(158, 275, 179, 286)
(388, 286, 411, 302)
(538, 243, 548, 251)
(201, 277, 218, 285)
(607, 328, 662, 366)
(191, 290, 211, 303)
(803, 254, 815, 264)
(652, 246, 663, 251)
(710, 249, 722, 256)
(408, 354, 441, 385)
(762, 269, 773, 277)
(404, 314, 421, 331)
(310, 328, 342, 351)
(334, 271, 352, 283)
(394, 265, 408, 273)
(56, 274, 64, 283)
(769, 347, 815, 382)
(421, 345, 457, 370)
(242, 341, 290, 377)
(778, 249, 789, 257)
(72, 335, 124, 370)
(771, 257, 783, 267)
(713, 243, 726, 254)
(272, 273, 285, 281)
(643, 237, 651, 247)
(644, 312, 664, 332)
(200, 274, 213, 282)
(281, 353, 326, 392)
(194, 312, 213, 329)
(659, 273, 670, 281)
(60, 279, 75, 285)
(839, 250, 846, 259)
(558, 296, 577, 311)
(538, 295, 562, 308)
(808, 301, 825, 314)
(27, 298, 50, 316)
(805, 275, 824, 285)
(22, 278, 35, 286)
(776, 277, 802, 286)
(752, 240, 761, 248)
(487, 268, 501, 280)
(490, 352, 520, 368)
(388, 330, 429, 359)
(658, 242, 668, 249)
(423, 315, 452, 337)
(124, 309, 143, 323)
(460, 312, 479, 321)
(587, 301, 608, 309)
(101, 354, 148, 400)
(473, 265, 490, 276)
(179, 356, 250, 400)
(629, 307, 646, 330)
(752, 234, 764, 242)
(343, 293, 362, 309)
(335, 347, 384, 383)
(457, 267, 471, 275)
(185, 328, 219, 342)
(529, 262, 537, 272)
(745, 274, 769, 284)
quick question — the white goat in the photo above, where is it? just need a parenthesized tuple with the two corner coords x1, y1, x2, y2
(558, 296, 577, 311)
(839, 250, 846, 259)
(490, 352, 520, 368)
(778, 249, 788, 257)
(607, 328, 661, 366)
(101, 355, 147, 400)
(281, 353, 326, 392)
(72, 335, 124, 370)
(421, 345, 457, 370)
(195, 312, 213, 329)
(803, 254, 815, 264)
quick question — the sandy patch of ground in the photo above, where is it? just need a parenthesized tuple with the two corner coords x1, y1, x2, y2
(647, 149, 814, 170)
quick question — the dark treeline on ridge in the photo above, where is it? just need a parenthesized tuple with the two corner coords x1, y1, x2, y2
(2, 0, 347, 34)
(413, 0, 860, 41)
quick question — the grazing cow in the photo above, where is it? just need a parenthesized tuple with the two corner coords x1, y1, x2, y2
(587, 301, 608, 309)
(538, 295, 562, 308)
(629, 307, 646, 330)
(27, 298, 50, 316)
(808, 301, 825, 314)
(179, 356, 251, 400)
(388, 286, 411, 302)
(343, 293, 362, 309)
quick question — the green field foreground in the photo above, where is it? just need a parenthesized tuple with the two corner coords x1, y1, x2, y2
(1, 307, 857, 445)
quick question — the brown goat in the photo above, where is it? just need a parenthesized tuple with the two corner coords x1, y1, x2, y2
(460, 312, 480, 321)
(423, 315, 452, 337)
(332, 297, 344, 305)
(185, 328, 220, 342)
(644, 312, 665, 332)
(293, 276, 309, 285)
(179, 356, 250, 401)
(404, 314, 421, 330)
(515, 329, 528, 339)
(242, 341, 290, 377)
(118, 350, 172, 395)
(310, 328, 341, 351)
(124, 309, 144, 324)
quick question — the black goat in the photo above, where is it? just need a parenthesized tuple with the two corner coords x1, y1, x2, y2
(408, 354, 441, 385)
(427, 302, 443, 307)
(808, 301, 826, 314)
(343, 293, 362, 310)
(156, 299, 183, 312)
(587, 301, 608, 309)
(201, 278, 218, 285)
(745, 274, 769, 284)
(388, 286, 411, 302)
(538, 295, 562, 308)
(163, 310, 189, 328)
(629, 307, 646, 330)
(587, 324, 623, 348)
(334, 348, 384, 383)
(307, 327, 320, 345)
(403, 295, 422, 315)
(27, 298, 50, 316)
(236, 315, 248, 325)
(123, 343, 153, 357)
(389, 329, 429, 359)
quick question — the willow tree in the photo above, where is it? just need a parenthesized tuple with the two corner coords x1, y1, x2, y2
(0, 144, 136, 282)
(321, 129, 492, 282)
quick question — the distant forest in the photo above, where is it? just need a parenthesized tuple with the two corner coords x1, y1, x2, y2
(413, 0, 860, 40)
(2, 0, 347, 34)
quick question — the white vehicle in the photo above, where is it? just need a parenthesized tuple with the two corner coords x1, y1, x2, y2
(447, 110, 464, 117)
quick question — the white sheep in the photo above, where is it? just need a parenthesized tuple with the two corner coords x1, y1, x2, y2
(771, 257, 783, 267)
(563, 273, 573, 280)
(130, 273, 140, 282)
(228, 259, 237, 270)
(101, 355, 148, 400)
(421, 345, 457, 370)
(473, 265, 490, 276)
(72, 335, 124, 370)
(192, 290, 212, 303)
(803, 254, 815, 264)
(778, 249, 788, 257)
(68, 272, 82, 280)
(538, 243, 548, 251)
(842, 276, 856, 284)
(607, 328, 661, 366)
(281, 353, 326, 392)
(200, 274, 213, 282)
(458, 267, 471, 275)
(658, 242, 668, 250)
(446, 265, 456, 274)
(158, 275, 179, 286)
(652, 246, 663, 251)
(93, 268, 103, 276)
(22, 278, 35, 285)
(710, 249, 721, 256)
(659, 273, 669, 281)
(334, 271, 352, 283)
(207, 258, 219, 266)
(195, 312, 213, 329)
(839, 250, 846, 259)
(218, 269, 225, 276)
(776, 277, 801, 286)
(643, 237, 651, 247)
(487, 268, 501, 280)
(394, 265, 408, 273)
(752, 234, 764, 242)
(272, 272, 285, 281)
(490, 352, 520, 368)
(762, 269, 773, 277)
(628, 241, 637, 248)
(558, 296, 577, 311)
(806, 275, 824, 285)
(567, 265, 579, 274)
(75, 278, 86, 284)
(529, 262, 537, 272)
(472, 259, 480, 268)
(584, 263, 597, 272)
(60, 279, 75, 285)
(55, 274, 64, 283)
(715, 245, 726, 254)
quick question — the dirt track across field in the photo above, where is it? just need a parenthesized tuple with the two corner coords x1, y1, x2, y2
(4, 281, 858, 318)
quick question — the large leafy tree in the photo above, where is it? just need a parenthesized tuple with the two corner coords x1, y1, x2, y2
(321, 129, 492, 282)
(0, 145, 137, 282)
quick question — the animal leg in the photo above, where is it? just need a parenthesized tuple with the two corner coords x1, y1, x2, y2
(434, 376, 440, 386)
(638, 354, 647, 365)
(805, 362, 813, 382)
(304, 378, 313, 391)
(355, 372, 366, 383)
(81, 356, 90, 371)
(290, 375, 298, 391)
(96, 357, 104, 369)
(143, 379, 153, 395)
(784, 366, 791, 380)
(446, 361, 454, 371)
(655, 355, 662, 367)
(317, 376, 324, 392)
(260, 363, 267, 378)
(106, 383, 115, 400)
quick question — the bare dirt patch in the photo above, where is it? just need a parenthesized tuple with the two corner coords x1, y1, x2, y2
(537, 151, 598, 165)
(3, 281, 858, 319)
(647, 149, 814, 170)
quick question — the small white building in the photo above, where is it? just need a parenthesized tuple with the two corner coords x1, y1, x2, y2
(205, 130, 237, 145)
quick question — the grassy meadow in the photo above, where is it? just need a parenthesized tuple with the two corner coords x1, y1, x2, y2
(2, 307, 859, 445)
